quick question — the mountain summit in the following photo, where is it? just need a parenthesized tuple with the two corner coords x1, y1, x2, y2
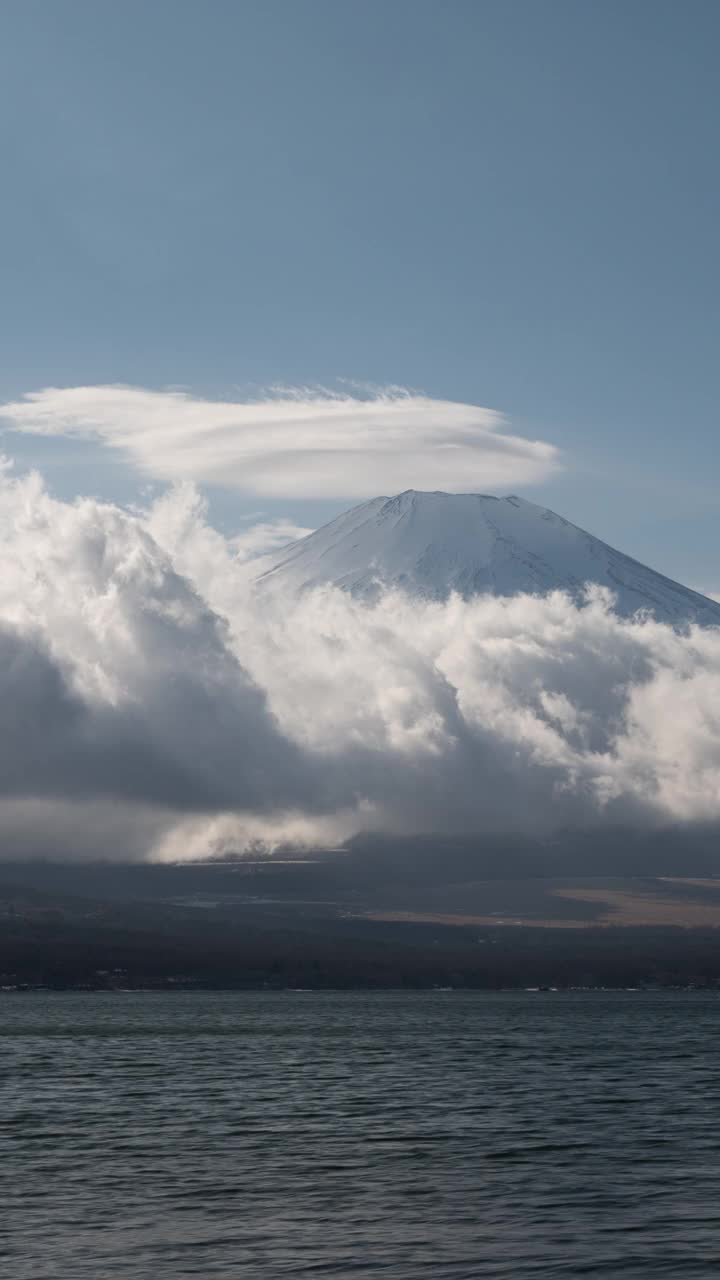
(257, 490, 720, 625)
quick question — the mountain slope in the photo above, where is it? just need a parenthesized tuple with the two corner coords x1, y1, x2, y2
(257, 490, 720, 625)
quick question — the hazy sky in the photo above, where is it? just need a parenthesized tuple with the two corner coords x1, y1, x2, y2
(1, 0, 719, 586)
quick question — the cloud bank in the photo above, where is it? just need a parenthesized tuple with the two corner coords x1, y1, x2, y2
(0, 385, 560, 498)
(1, 465, 720, 861)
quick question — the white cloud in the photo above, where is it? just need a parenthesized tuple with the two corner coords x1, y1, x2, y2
(0, 385, 561, 498)
(1, 466, 720, 860)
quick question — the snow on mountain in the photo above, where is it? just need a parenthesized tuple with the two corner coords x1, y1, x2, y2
(256, 489, 720, 625)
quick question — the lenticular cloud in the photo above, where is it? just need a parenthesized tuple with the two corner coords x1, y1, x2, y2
(2, 465, 720, 861)
(0, 384, 559, 498)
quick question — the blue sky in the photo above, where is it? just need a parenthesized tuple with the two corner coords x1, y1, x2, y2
(1, 0, 718, 586)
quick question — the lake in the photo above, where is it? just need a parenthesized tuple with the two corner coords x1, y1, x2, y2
(2, 991, 720, 1278)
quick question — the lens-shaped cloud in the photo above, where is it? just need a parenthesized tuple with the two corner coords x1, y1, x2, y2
(0, 385, 561, 498)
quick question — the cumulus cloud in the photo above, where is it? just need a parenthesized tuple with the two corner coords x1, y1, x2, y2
(1, 465, 720, 861)
(0, 385, 561, 498)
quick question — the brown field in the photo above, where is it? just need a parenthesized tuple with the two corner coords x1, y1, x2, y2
(552, 887, 720, 928)
(364, 878, 720, 929)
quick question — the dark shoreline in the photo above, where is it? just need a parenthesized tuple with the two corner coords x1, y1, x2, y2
(4, 921, 720, 993)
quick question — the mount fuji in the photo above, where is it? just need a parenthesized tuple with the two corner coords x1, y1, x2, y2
(256, 490, 720, 626)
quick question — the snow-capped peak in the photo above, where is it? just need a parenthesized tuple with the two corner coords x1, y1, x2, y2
(256, 489, 720, 625)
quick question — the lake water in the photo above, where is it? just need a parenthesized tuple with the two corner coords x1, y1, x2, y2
(2, 991, 720, 1278)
